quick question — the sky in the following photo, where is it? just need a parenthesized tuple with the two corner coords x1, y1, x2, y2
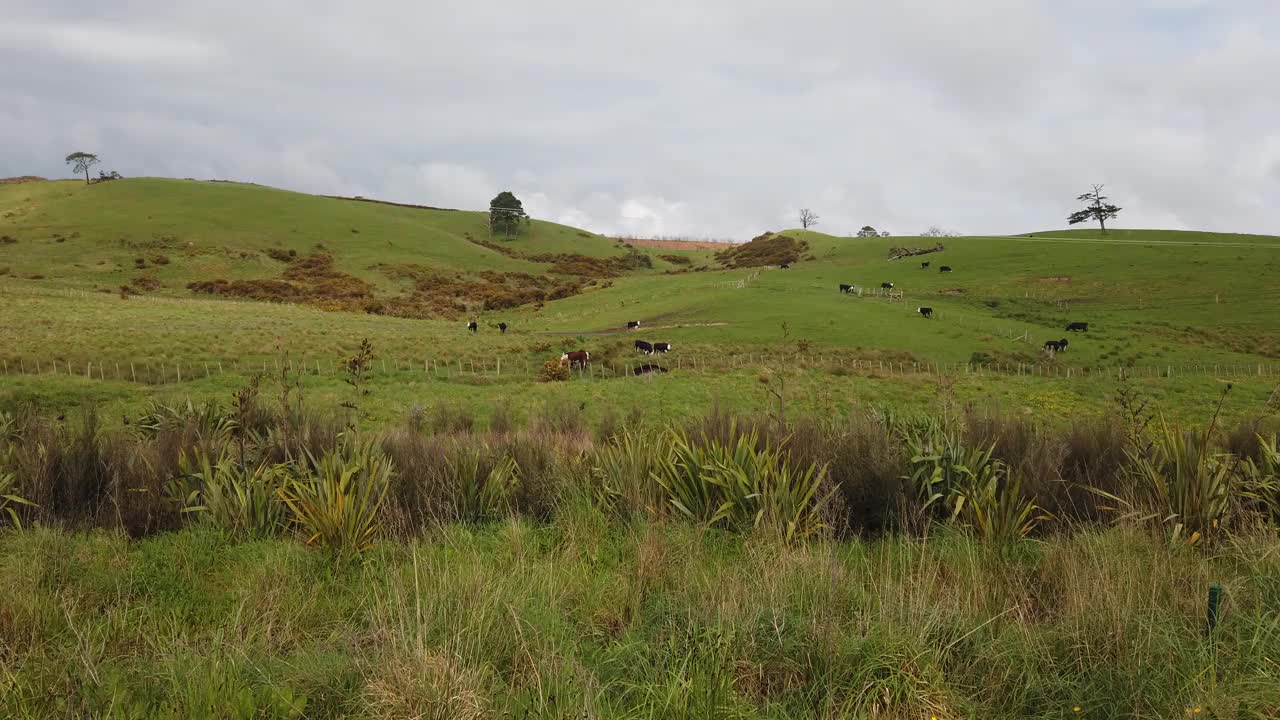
(2, 1, 1278, 240)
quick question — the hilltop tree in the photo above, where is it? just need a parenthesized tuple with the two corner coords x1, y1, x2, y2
(1068, 184, 1122, 235)
(65, 152, 100, 185)
(921, 226, 959, 238)
(798, 208, 819, 229)
(857, 225, 879, 238)
(489, 191, 527, 238)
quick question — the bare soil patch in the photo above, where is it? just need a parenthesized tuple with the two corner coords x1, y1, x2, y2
(625, 238, 731, 251)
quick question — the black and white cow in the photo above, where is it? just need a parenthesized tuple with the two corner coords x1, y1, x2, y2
(626, 320, 641, 330)
(634, 340, 654, 355)
(881, 282, 895, 289)
(561, 350, 591, 368)
(1043, 338, 1069, 353)
(653, 342, 671, 353)
(839, 284, 853, 293)
(467, 321, 477, 333)
(939, 266, 953, 273)
(498, 322, 508, 334)
(917, 307, 933, 319)
(921, 261, 930, 269)
(1066, 322, 1089, 332)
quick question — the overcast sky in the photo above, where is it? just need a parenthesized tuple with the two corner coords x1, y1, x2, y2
(2, 1, 1277, 239)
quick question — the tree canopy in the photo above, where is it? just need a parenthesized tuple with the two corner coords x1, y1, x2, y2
(489, 191, 527, 238)
(64, 152, 100, 185)
(857, 225, 879, 238)
(1067, 184, 1122, 234)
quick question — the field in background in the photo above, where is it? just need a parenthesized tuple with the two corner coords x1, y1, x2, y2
(4, 177, 1280, 427)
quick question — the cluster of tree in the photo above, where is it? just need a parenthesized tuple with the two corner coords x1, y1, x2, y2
(856, 226, 890, 238)
(921, 226, 959, 238)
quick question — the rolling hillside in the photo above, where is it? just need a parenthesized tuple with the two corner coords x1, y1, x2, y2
(3, 177, 1280, 424)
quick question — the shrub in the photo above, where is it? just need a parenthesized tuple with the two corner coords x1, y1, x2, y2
(0, 469, 36, 528)
(654, 425, 831, 542)
(590, 431, 666, 518)
(445, 444, 519, 522)
(279, 442, 394, 560)
(1122, 415, 1237, 545)
(539, 359, 570, 383)
(176, 449, 288, 538)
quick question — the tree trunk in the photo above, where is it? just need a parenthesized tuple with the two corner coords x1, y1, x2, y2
(84, 168, 90, 185)
(1098, 216, 1107, 235)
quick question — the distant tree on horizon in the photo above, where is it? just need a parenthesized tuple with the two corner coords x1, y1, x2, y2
(921, 226, 959, 238)
(798, 208, 819, 229)
(857, 225, 879, 238)
(64, 152, 100, 185)
(489, 191, 527, 238)
(1068, 184, 1122, 235)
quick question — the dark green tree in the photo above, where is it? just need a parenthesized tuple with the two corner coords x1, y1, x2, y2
(856, 225, 879, 238)
(489, 191, 527, 238)
(65, 152, 100, 185)
(1067, 184, 1122, 234)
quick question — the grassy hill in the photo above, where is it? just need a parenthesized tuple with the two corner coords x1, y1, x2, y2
(3, 178, 1279, 424)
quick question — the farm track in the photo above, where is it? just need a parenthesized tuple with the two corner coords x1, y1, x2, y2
(983, 235, 1280, 249)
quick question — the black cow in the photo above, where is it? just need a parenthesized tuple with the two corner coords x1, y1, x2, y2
(779, 263, 790, 269)
(921, 261, 930, 269)
(917, 307, 933, 319)
(626, 320, 641, 330)
(939, 266, 952, 273)
(467, 321, 477, 333)
(561, 350, 590, 368)
(1066, 322, 1089, 332)
(634, 340, 654, 355)
(653, 342, 671, 353)
(881, 282, 895, 289)
(498, 322, 508, 334)
(839, 284, 853, 293)
(633, 364, 669, 376)
(1044, 339, 1069, 353)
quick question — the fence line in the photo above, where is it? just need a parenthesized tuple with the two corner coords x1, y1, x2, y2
(2, 351, 1277, 387)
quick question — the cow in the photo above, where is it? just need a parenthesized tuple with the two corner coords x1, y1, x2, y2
(779, 263, 790, 269)
(633, 364, 669, 376)
(1044, 339, 1069, 353)
(839, 284, 853, 293)
(917, 307, 933, 319)
(634, 340, 654, 355)
(498, 322, 508, 334)
(939, 266, 953, 273)
(626, 320, 641, 330)
(653, 342, 671, 353)
(1066, 322, 1089, 332)
(467, 321, 477, 333)
(561, 350, 590, 368)
(921, 261, 931, 269)
(881, 282, 895, 289)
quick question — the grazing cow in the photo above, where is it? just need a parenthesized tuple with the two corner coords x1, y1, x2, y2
(1043, 339, 1069, 353)
(560, 350, 590, 368)
(939, 266, 953, 273)
(634, 340, 654, 355)
(498, 322, 508, 334)
(921, 261, 930, 269)
(1066, 322, 1089, 332)
(633, 364, 669, 376)
(917, 307, 933, 319)
(653, 342, 671, 353)
(839, 283, 853, 293)
(881, 282, 895, 289)
(467, 321, 477, 333)
(780, 263, 790, 269)
(626, 320, 641, 330)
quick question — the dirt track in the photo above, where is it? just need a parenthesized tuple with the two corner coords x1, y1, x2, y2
(624, 238, 733, 251)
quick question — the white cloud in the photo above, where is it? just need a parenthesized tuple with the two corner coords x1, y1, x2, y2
(1, 1, 1278, 237)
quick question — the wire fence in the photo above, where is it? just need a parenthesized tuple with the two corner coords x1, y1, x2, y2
(2, 352, 1277, 387)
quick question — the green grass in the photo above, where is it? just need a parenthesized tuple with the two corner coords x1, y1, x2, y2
(3, 178, 1279, 426)
(2, 523, 1277, 718)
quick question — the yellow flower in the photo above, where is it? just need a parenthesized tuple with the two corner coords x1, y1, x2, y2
(1073, 707, 1081, 713)
(1194, 709, 1202, 715)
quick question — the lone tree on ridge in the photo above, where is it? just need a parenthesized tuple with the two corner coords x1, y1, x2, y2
(798, 208, 819, 229)
(65, 152, 100, 185)
(489, 191, 527, 238)
(1067, 184, 1122, 234)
